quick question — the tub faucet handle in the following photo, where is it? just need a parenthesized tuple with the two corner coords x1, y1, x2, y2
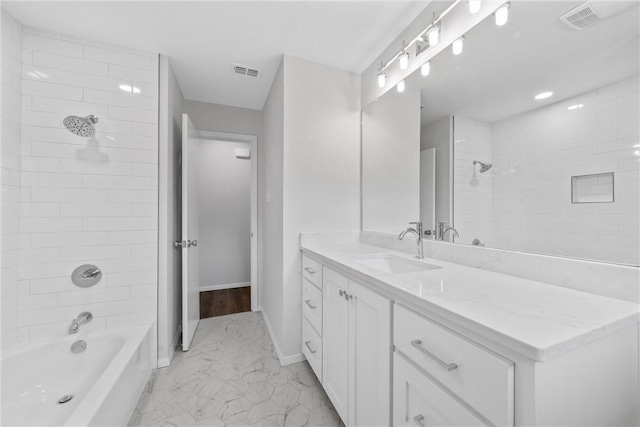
(69, 311, 93, 334)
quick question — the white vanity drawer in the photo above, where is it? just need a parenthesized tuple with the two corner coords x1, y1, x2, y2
(394, 305, 514, 426)
(302, 318, 322, 381)
(302, 255, 322, 288)
(302, 278, 322, 334)
(394, 352, 485, 427)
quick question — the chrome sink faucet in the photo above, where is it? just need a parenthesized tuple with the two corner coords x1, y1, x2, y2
(398, 221, 424, 259)
(436, 221, 459, 242)
(68, 311, 93, 334)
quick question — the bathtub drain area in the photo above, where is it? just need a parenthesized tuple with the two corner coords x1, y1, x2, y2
(57, 395, 74, 405)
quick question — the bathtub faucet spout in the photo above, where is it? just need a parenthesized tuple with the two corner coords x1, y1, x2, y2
(69, 311, 93, 334)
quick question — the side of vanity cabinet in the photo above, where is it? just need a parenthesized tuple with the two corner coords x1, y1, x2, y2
(320, 265, 392, 426)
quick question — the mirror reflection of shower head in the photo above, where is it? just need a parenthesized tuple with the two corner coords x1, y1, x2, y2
(63, 115, 98, 137)
(473, 160, 492, 173)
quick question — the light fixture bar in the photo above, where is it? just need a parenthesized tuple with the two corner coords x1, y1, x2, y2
(377, 0, 463, 75)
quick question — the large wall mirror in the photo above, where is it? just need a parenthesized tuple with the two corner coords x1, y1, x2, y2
(362, 1, 639, 266)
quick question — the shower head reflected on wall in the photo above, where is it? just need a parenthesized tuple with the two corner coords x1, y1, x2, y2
(63, 115, 98, 137)
(473, 160, 492, 173)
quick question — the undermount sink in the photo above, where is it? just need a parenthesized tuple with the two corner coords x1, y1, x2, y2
(354, 254, 441, 274)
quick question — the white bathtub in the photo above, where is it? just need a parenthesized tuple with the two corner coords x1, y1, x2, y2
(2, 325, 151, 426)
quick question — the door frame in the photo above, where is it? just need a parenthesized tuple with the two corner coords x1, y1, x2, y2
(197, 130, 259, 312)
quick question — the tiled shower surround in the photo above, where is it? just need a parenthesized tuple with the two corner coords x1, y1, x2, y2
(15, 27, 159, 343)
(454, 77, 639, 265)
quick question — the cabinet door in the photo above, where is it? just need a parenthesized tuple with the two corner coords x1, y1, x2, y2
(349, 281, 391, 427)
(322, 267, 350, 423)
(394, 353, 486, 427)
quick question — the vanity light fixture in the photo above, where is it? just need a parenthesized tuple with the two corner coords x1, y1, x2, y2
(399, 51, 410, 70)
(452, 37, 464, 55)
(495, 2, 510, 26)
(469, 0, 481, 14)
(377, 72, 387, 88)
(534, 91, 553, 100)
(567, 104, 584, 110)
(397, 79, 406, 93)
(421, 61, 431, 76)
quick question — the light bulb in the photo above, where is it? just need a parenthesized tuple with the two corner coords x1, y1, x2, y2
(495, 3, 510, 26)
(421, 61, 431, 76)
(452, 37, 464, 55)
(427, 26, 440, 46)
(377, 73, 386, 88)
(397, 79, 405, 93)
(399, 51, 409, 70)
(469, 0, 481, 14)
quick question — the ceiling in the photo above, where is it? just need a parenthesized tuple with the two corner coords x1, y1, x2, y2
(411, 1, 639, 125)
(3, 1, 429, 110)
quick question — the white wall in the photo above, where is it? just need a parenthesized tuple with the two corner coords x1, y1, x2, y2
(491, 78, 639, 265)
(198, 139, 251, 288)
(16, 27, 159, 344)
(1, 9, 23, 350)
(158, 55, 183, 366)
(453, 116, 493, 246)
(280, 55, 361, 358)
(421, 116, 453, 231)
(362, 85, 420, 232)
(259, 59, 284, 356)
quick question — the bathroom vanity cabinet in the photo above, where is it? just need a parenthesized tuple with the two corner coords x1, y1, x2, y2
(302, 256, 391, 426)
(301, 247, 639, 427)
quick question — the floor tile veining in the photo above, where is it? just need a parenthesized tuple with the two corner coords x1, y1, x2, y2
(128, 312, 341, 427)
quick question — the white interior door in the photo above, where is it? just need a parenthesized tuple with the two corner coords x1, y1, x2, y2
(181, 113, 200, 351)
(420, 148, 436, 232)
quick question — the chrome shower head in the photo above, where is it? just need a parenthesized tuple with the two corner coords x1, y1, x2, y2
(63, 115, 98, 137)
(473, 160, 492, 173)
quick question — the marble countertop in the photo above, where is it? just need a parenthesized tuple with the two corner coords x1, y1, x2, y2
(301, 240, 640, 362)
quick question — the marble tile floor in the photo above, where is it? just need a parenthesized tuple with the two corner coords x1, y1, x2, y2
(128, 312, 342, 427)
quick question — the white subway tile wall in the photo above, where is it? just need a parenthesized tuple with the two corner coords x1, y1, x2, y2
(1, 10, 24, 350)
(453, 117, 493, 247)
(17, 27, 159, 343)
(488, 78, 639, 265)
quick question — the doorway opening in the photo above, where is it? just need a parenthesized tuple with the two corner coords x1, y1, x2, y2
(181, 114, 258, 350)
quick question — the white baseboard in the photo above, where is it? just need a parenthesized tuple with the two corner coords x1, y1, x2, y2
(158, 324, 182, 368)
(258, 307, 305, 366)
(200, 282, 250, 292)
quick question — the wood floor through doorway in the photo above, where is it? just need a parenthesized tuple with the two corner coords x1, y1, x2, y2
(200, 286, 251, 319)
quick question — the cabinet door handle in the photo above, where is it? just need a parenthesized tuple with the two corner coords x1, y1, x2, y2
(413, 415, 426, 427)
(345, 293, 353, 301)
(339, 289, 345, 297)
(304, 267, 316, 275)
(304, 299, 316, 309)
(304, 341, 316, 354)
(410, 339, 458, 371)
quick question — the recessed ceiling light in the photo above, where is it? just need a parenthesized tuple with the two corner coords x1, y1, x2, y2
(567, 104, 584, 110)
(534, 91, 553, 100)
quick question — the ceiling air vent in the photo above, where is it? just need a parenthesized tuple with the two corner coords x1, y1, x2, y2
(232, 63, 261, 78)
(560, 1, 634, 30)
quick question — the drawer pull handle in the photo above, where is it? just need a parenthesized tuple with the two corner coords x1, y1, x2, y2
(304, 267, 316, 275)
(413, 415, 426, 427)
(411, 339, 458, 372)
(304, 340, 317, 354)
(304, 299, 316, 309)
